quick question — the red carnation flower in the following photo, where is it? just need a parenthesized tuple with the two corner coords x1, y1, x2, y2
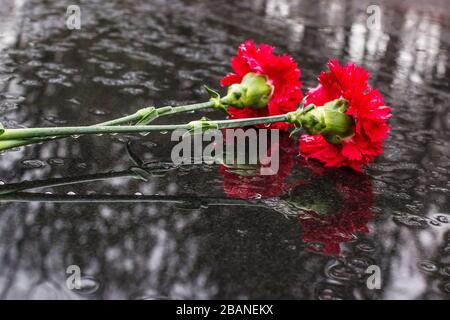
(294, 160, 374, 255)
(221, 40, 302, 130)
(299, 60, 391, 171)
(220, 132, 296, 199)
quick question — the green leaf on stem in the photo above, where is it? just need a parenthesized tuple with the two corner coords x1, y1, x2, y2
(136, 107, 159, 125)
(184, 117, 219, 138)
(126, 141, 144, 167)
(130, 167, 152, 181)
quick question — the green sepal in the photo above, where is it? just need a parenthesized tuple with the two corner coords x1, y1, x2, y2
(289, 126, 302, 138)
(204, 85, 220, 100)
(301, 104, 315, 115)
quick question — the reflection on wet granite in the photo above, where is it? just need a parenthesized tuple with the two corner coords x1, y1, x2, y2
(0, 0, 449, 299)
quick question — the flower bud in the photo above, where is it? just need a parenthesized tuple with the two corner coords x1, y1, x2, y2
(299, 98, 354, 144)
(221, 72, 273, 109)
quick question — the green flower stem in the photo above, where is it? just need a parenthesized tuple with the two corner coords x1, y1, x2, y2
(0, 170, 132, 195)
(0, 114, 289, 141)
(0, 101, 216, 151)
(0, 161, 176, 195)
(0, 163, 262, 209)
(0, 192, 263, 206)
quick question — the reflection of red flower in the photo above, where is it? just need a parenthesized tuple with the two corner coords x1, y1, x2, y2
(221, 40, 302, 130)
(220, 132, 296, 199)
(296, 159, 374, 255)
(300, 60, 391, 171)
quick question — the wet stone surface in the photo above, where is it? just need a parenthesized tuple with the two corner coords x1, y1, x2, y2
(0, 0, 449, 299)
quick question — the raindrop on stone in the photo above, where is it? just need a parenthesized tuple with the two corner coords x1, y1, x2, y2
(317, 287, 343, 300)
(21, 159, 46, 169)
(440, 282, 450, 294)
(417, 260, 438, 273)
(139, 295, 170, 300)
(439, 265, 450, 277)
(73, 276, 101, 295)
(393, 214, 429, 229)
(356, 242, 375, 252)
(77, 163, 88, 169)
(48, 158, 65, 165)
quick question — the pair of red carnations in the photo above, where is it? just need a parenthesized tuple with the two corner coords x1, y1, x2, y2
(221, 40, 391, 172)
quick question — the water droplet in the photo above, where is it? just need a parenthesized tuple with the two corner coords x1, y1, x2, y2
(67, 191, 76, 195)
(89, 108, 107, 116)
(139, 132, 149, 136)
(21, 159, 46, 169)
(439, 282, 450, 294)
(250, 193, 262, 200)
(429, 220, 441, 226)
(328, 264, 359, 282)
(45, 191, 53, 195)
(317, 287, 343, 300)
(0, 180, 4, 185)
(442, 244, 450, 255)
(307, 242, 325, 252)
(134, 192, 143, 196)
(139, 295, 170, 300)
(347, 257, 374, 272)
(159, 131, 168, 135)
(356, 242, 375, 252)
(67, 98, 80, 105)
(71, 135, 81, 139)
(120, 87, 145, 95)
(417, 260, 438, 273)
(142, 141, 157, 148)
(133, 288, 169, 300)
(439, 265, 450, 277)
(73, 276, 100, 295)
(393, 214, 429, 229)
(77, 163, 88, 169)
(48, 158, 65, 166)
(236, 229, 248, 236)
